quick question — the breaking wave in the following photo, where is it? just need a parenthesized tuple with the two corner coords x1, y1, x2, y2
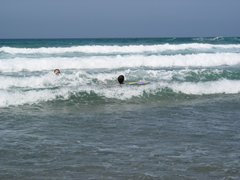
(0, 53, 240, 72)
(1, 38, 240, 107)
(1, 43, 240, 56)
(1, 71, 240, 107)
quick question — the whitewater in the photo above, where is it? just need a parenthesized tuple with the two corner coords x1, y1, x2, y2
(0, 38, 240, 107)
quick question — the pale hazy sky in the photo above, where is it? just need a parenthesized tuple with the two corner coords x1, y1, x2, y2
(0, 0, 239, 38)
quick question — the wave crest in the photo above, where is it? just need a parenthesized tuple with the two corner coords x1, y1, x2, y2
(1, 43, 240, 55)
(1, 53, 240, 72)
(1, 79, 240, 107)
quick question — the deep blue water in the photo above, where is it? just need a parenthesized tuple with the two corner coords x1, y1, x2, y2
(0, 38, 240, 179)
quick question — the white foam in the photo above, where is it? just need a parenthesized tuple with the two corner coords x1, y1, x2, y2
(0, 73, 58, 89)
(0, 68, 226, 91)
(0, 88, 69, 107)
(1, 43, 240, 54)
(170, 79, 240, 95)
(0, 71, 94, 90)
(0, 53, 240, 72)
(1, 78, 240, 107)
(71, 79, 240, 98)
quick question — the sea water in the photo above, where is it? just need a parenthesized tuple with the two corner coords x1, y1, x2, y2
(0, 38, 240, 179)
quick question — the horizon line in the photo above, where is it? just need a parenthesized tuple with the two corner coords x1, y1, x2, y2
(0, 36, 239, 40)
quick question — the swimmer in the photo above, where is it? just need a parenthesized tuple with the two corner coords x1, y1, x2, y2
(117, 75, 125, 84)
(118, 75, 149, 86)
(54, 69, 61, 75)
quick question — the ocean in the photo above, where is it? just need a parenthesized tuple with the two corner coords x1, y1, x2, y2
(0, 37, 240, 179)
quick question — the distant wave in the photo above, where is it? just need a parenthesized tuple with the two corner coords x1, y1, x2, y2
(1, 43, 240, 55)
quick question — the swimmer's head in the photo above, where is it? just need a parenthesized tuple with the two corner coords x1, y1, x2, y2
(54, 69, 61, 75)
(117, 75, 125, 84)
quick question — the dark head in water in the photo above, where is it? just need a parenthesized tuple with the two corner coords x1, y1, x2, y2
(54, 69, 61, 75)
(118, 75, 125, 84)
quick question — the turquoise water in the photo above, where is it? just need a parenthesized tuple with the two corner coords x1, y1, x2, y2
(0, 38, 240, 179)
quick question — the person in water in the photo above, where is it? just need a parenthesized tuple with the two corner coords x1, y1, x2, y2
(54, 69, 61, 75)
(117, 74, 149, 85)
(117, 75, 125, 84)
